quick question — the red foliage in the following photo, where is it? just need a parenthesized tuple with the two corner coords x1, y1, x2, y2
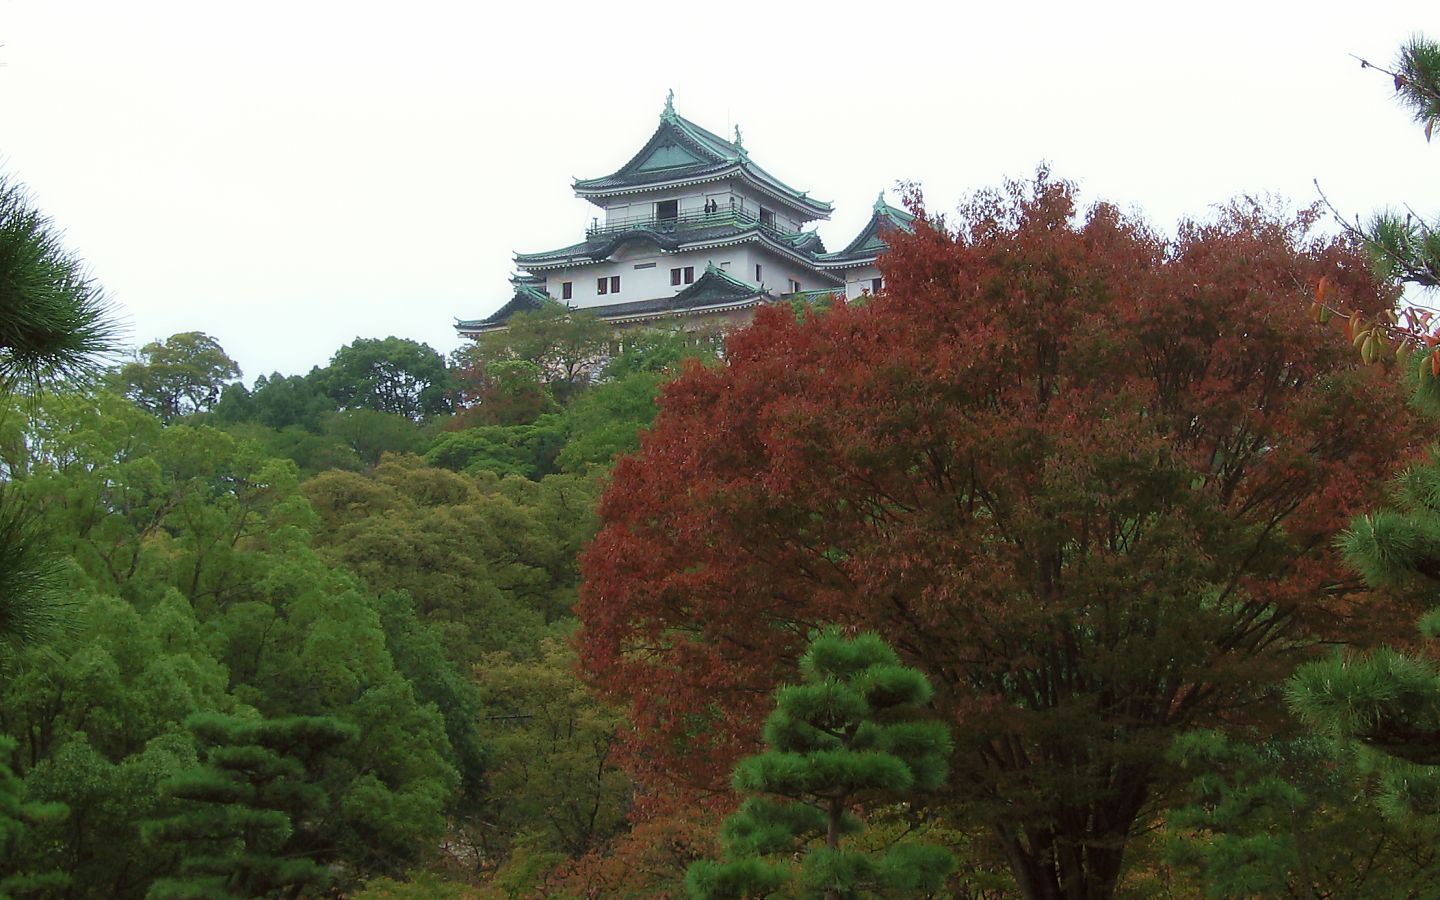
(576, 173, 1421, 896)
(542, 805, 721, 899)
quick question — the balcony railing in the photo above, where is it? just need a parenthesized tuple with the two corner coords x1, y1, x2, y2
(586, 207, 794, 240)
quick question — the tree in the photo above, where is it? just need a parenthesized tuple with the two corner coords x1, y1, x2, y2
(0, 391, 459, 890)
(1283, 31, 1440, 839)
(0, 172, 115, 664)
(1288, 439, 1440, 822)
(468, 639, 631, 872)
(0, 735, 67, 898)
(578, 173, 1418, 899)
(212, 371, 336, 431)
(144, 713, 357, 899)
(424, 417, 567, 480)
(686, 629, 953, 900)
(456, 302, 609, 413)
(116, 331, 241, 422)
(1309, 36, 1440, 364)
(0, 174, 114, 388)
(450, 356, 557, 427)
(1352, 36, 1440, 290)
(317, 336, 452, 420)
(1162, 730, 1440, 897)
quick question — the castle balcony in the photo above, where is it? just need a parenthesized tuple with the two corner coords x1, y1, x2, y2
(586, 207, 795, 241)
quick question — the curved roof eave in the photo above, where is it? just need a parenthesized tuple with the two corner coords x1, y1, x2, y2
(574, 167, 832, 220)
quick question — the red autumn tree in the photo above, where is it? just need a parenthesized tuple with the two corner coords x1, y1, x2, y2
(577, 172, 1420, 900)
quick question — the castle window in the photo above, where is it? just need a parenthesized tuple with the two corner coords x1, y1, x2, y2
(656, 199, 678, 222)
(597, 277, 608, 295)
(755, 264, 763, 283)
(872, 277, 883, 293)
(671, 267, 682, 286)
(684, 266, 694, 284)
(788, 278, 802, 293)
(610, 276, 621, 293)
(562, 281, 573, 300)
(759, 207, 775, 229)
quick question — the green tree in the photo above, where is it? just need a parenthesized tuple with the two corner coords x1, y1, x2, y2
(557, 370, 673, 473)
(1288, 442, 1440, 822)
(0, 585, 225, 897)
(457, 302, 609, 412)
(1162, 730, 1440, 897)
(0, 174, 114, 388)
(212, 371, 336, 431)
(1353, 36, 1440, 288)
(0, 391, 459, 888)
(316, 336, 452, 420)
(0, 172, 115, 665)
(686, 630, 954, 900)
(145, 713, 357, 899)
(1285, 34, 1440, 839)
(116, 332, 241, 422)
(425, 416, 567, 480)
(0, 735, 67, 899)
(303, 457, 587, 663)
(469, 639, 631, 867)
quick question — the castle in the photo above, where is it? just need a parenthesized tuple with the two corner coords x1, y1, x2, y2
(455, 94, 913, 336)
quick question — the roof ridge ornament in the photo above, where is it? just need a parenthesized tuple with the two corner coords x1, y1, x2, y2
(733, 125, 748, 160)
(662, 89, 676, 122)
(705, 260, 722, 275)
(874, 191, 887, 213)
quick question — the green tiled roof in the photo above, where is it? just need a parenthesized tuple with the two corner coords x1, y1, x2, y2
(585, 264, 773, 321)
(573, 105, 832, 219)
(514, 217, 839, 285)
(456, 283, 552, 333)
(515, 219, 763, 267)
(815, 196, 916, 268)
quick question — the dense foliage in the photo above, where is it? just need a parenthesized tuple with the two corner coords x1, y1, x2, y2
(578, 173, 1418, 898)
(14, 46, 1440, 892)
(687, 630, 954, 899)
(0, 282, 715, 895)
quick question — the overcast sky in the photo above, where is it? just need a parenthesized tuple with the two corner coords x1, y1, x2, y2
(2, 1, 1437, 380)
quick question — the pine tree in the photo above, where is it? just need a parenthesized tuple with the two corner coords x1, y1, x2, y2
(1288, 453, 1440, 821)
(0, 735, 67, 899)
(0, 172, 115, 663)
(143, 713, 357, 899)
(686, 630, 953, 900)
(1356, 36, 1440, 288)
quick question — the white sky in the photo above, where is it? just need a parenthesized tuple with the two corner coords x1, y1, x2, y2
(2, 0, 1438, 381)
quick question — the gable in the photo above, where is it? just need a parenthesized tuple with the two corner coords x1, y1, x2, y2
(636, 141, 703, 172)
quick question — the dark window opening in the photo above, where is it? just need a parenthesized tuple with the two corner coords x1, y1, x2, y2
(759, 207, 775, 229)
(671, 267, 682, 286)
(656, 199, 678, 221)
(684, 266, 694, 284)
(561, 281, 573, 300)
(597, 277, 608, 295)
(872, 277, 883, 294)
(610, 276, 620, 293)
(755, 264, 763, 283)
